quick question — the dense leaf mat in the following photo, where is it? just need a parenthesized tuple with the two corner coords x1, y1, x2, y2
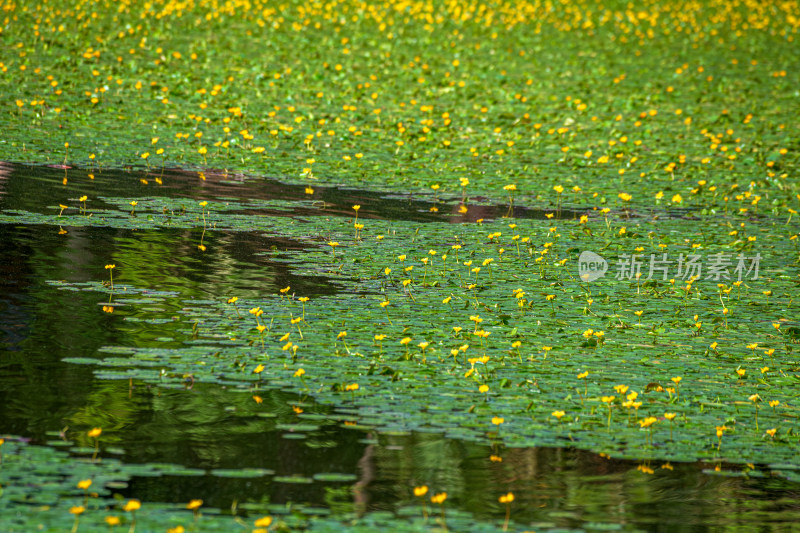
(24, 200, 796, 471)
(2, 0, 799, 529)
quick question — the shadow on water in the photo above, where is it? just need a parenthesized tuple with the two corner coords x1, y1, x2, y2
(0, 161, 586, 223)
(1, 162, 799, 530)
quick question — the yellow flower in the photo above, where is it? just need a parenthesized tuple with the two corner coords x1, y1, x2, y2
(552, 410, 566, 419)
(618, 192, 632, 202)
(254, 516, 273, 527)
(345, 383, 359, 391)
(498, 492, 514, 504)
(70, 506, 85, 515)
(664, 413, 677, 421)
(88, 428, 102, 438)
(123, 499, 141, 512)
(638, 464, 655, 475)
(294, 368, 305, 377)
(77, 479, 92, 490)
(430, 492, 447, 504)
(413, 485, 428, 497)
(254, 364, 264, 374)
(492, 416, 504, 425)
(186, 499, 203, 510)
(639, 416, 658, 428)
(105, 516, 121, 526)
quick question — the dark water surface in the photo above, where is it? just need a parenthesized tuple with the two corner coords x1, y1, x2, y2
(1, 162, 798, 531)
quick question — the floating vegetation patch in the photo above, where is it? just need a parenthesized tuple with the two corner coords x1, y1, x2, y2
(0, 0, 798, 210)
(37, 200, 799, 473)
(2, 0, 799, 528)
(2, 159, 799, 529)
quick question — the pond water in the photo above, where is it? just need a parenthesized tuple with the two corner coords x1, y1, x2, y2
(1, 162, 798, 531)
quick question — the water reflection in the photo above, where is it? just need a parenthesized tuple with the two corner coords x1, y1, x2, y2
(0, 221, 333, 439)
(106, 385, 799, 530)
(0, 161, 583, 222)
